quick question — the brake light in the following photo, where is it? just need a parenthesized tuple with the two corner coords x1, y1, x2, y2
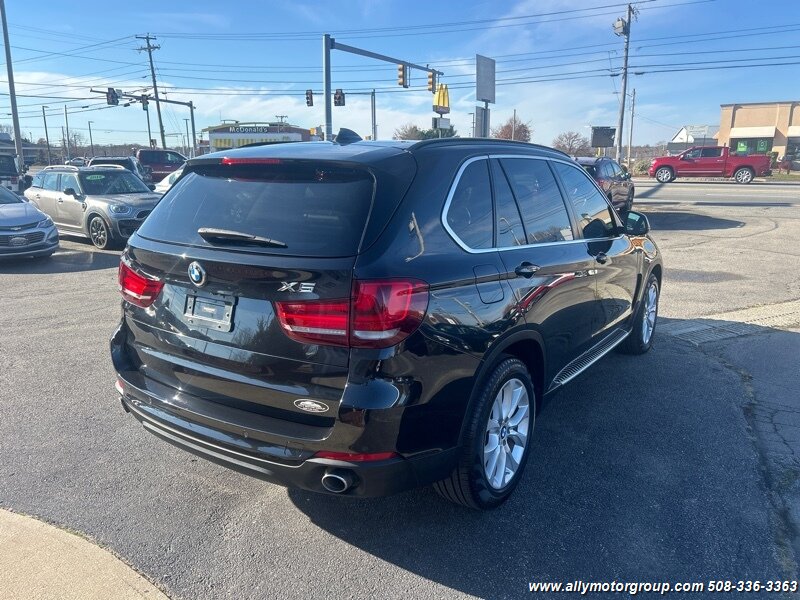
(275, 279, 429, 349)
(118, 261, 164, 308)
(221, 157, 282, 165)
(314, 451, 399, 462)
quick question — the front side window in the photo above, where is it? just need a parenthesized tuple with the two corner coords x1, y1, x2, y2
(31, 172, 45, 188)
(59, 173, 80, 193)
(684, 149, 702, 159)
(500, 158, 574, 244)
(446, 159, 493, 250)
(552, 162, 616, 240)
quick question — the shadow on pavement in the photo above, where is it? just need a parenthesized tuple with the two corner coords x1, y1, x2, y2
(286, 318, 796, 596)
(645, 211, 744, 231)
(0, 243, 119, 274)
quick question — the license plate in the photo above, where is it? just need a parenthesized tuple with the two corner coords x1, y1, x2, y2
(185, 294, 235, 332)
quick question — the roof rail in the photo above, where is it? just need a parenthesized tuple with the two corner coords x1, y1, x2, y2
(408, 137, 571, 158)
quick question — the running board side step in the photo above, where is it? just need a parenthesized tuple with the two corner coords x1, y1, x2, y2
(550, 329, 630, 390)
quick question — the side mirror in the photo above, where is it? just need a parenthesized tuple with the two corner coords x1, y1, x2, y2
(624, 210, 650, 236)
(63, 187, 77, 197)
(147, 183, 156, 191)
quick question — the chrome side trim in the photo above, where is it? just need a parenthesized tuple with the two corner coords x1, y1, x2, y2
(550, 328, 629, 389)
(440, 153, 622, 255)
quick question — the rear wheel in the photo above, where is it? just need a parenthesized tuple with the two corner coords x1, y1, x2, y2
(88, 216, 113, 250)
(655, 167, 674, 183)
(619, 273, 659, 355)
(733, 167, 754, 184)
(434, 357, 535, 510)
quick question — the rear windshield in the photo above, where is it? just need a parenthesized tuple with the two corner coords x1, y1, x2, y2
(137, 162, 375, 257)
(139, 150, 184, 164)
(0, 155, 16, 173)
(91, 159, 130, 169)
(580, 164, 597, 177)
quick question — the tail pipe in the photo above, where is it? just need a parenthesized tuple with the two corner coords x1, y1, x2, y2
(321, 468, 355, 494)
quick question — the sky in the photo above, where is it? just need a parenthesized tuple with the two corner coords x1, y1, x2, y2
(3, 0, 800, 150)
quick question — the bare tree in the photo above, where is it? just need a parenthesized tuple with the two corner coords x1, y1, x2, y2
(393, 123, 425, 140)
(491, 115, 532, 142)
(552, 131, 592, 156)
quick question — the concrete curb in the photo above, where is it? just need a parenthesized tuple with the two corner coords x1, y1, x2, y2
(0, 508, 168, 600)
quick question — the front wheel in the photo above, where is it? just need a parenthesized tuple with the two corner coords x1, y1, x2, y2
(434, 357, 535, 510)
(88, 216, 113, 249)
(655, 167, 674, 183)
(624, 188, 634, 212)
(733, 167, 754, 184)
(619, 273, 660, 355)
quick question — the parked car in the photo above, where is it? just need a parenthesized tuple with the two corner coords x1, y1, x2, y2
(575, 156, 634, 212)
(111, 135, 662, 509)
(65, 157, 88, 167)
(0, 154, 22, 193)
(136, 149, 186, 182)
(0, 185, 59, 259)
(648, 146, 772, 183)
(24, 165, 161, 249)
(153, 165, 184, 194)
(87, 156, 153, 184)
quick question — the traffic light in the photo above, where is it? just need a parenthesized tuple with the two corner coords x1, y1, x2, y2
(397, 64, 408, 88)
(141, 95, 149, 111)
(305, 89, 313, 107)
(106, 87, 119, 106)
(427, 71, 437, 93)
(333, 89, 345, 107)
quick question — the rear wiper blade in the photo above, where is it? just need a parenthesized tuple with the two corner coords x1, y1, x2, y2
(197, 227, 287, 248)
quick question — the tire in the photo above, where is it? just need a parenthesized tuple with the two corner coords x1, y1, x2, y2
(624, 188, 634, 212)
(655, 167, 674, 183)
(733, 167, 754, 184)
(619, 273, 660, 355)
(88, 215, 114, 250)
(434, 357, 535, 510)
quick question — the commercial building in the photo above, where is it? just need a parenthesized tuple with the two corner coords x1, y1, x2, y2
(668, 125, 719, 154)
(717, 101, 800, 159)
(203, 122, 320, 153)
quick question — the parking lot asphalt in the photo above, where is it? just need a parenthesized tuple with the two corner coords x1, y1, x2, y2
(1, 180, 799, 599)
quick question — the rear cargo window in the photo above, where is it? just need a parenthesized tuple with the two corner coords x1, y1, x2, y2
(137, 162, 376, 257)
(0, 155, 16, 174)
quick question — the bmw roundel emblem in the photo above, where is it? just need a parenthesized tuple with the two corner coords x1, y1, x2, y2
(188, 261, 207, 287)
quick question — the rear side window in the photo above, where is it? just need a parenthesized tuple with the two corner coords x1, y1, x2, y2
(500, 158, 574, 244)
(137, 162, 376, 258)
(42, 172, 59, 191)
(446, 159, 493, 249)
(490, 160, 525, 248)
(552, 162, 616, 240)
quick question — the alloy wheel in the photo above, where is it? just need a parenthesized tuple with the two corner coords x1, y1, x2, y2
(642, 281, 658, 345)
(90, 218, 108, 249)
(483, 378, 531, 490)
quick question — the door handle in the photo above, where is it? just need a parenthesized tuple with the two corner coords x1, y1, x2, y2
(514, 262, 540, 277)
(57, 198, 64, 203)
(594, 252, 608, 264)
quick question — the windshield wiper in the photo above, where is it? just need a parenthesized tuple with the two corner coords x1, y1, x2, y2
(197, 227, 287, 248)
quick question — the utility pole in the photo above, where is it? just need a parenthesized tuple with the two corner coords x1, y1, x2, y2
(88, 121, 95, 157)
(137, 34, 166, 148)
(64, 105, 71, 161)
(0, 0, 25, 182)
(614, 3, 633, 163)
(626, 89, 636, 167)
(42, 106, 51, 165)
(275, 114, 287, 133)
(183, 118, 190, 156)
(371, 89, 377, 140)
(512, 109, 517, 141)
(145, 104, 152, 147)
(189, 101, 196, 157)
(322, 34, 333, 140)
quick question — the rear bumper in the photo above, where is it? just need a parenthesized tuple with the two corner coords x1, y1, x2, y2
(116, 376, 456, 497)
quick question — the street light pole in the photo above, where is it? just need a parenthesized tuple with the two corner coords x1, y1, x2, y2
(42, 106, 51, 165)
(183, 118, 190, 156)
(626, 89, 636, 167)
(0, 0, 25, 182)
(88, 121, 94, 157)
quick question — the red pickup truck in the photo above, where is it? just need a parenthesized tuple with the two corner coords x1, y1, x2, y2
(648, 146, 771, 184)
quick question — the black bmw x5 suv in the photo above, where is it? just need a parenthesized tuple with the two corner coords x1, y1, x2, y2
(111, 134, 662, 510)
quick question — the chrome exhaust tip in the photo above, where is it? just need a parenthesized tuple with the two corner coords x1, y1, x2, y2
(321, 468, 354, 494)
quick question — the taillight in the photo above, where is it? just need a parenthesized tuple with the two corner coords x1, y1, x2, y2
(275, 279, 429, 349)
(118, 261, 164, 308)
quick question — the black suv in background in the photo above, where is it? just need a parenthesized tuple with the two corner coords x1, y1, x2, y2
(111, 135, 662, 510)
(575, 156, 634, 212)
